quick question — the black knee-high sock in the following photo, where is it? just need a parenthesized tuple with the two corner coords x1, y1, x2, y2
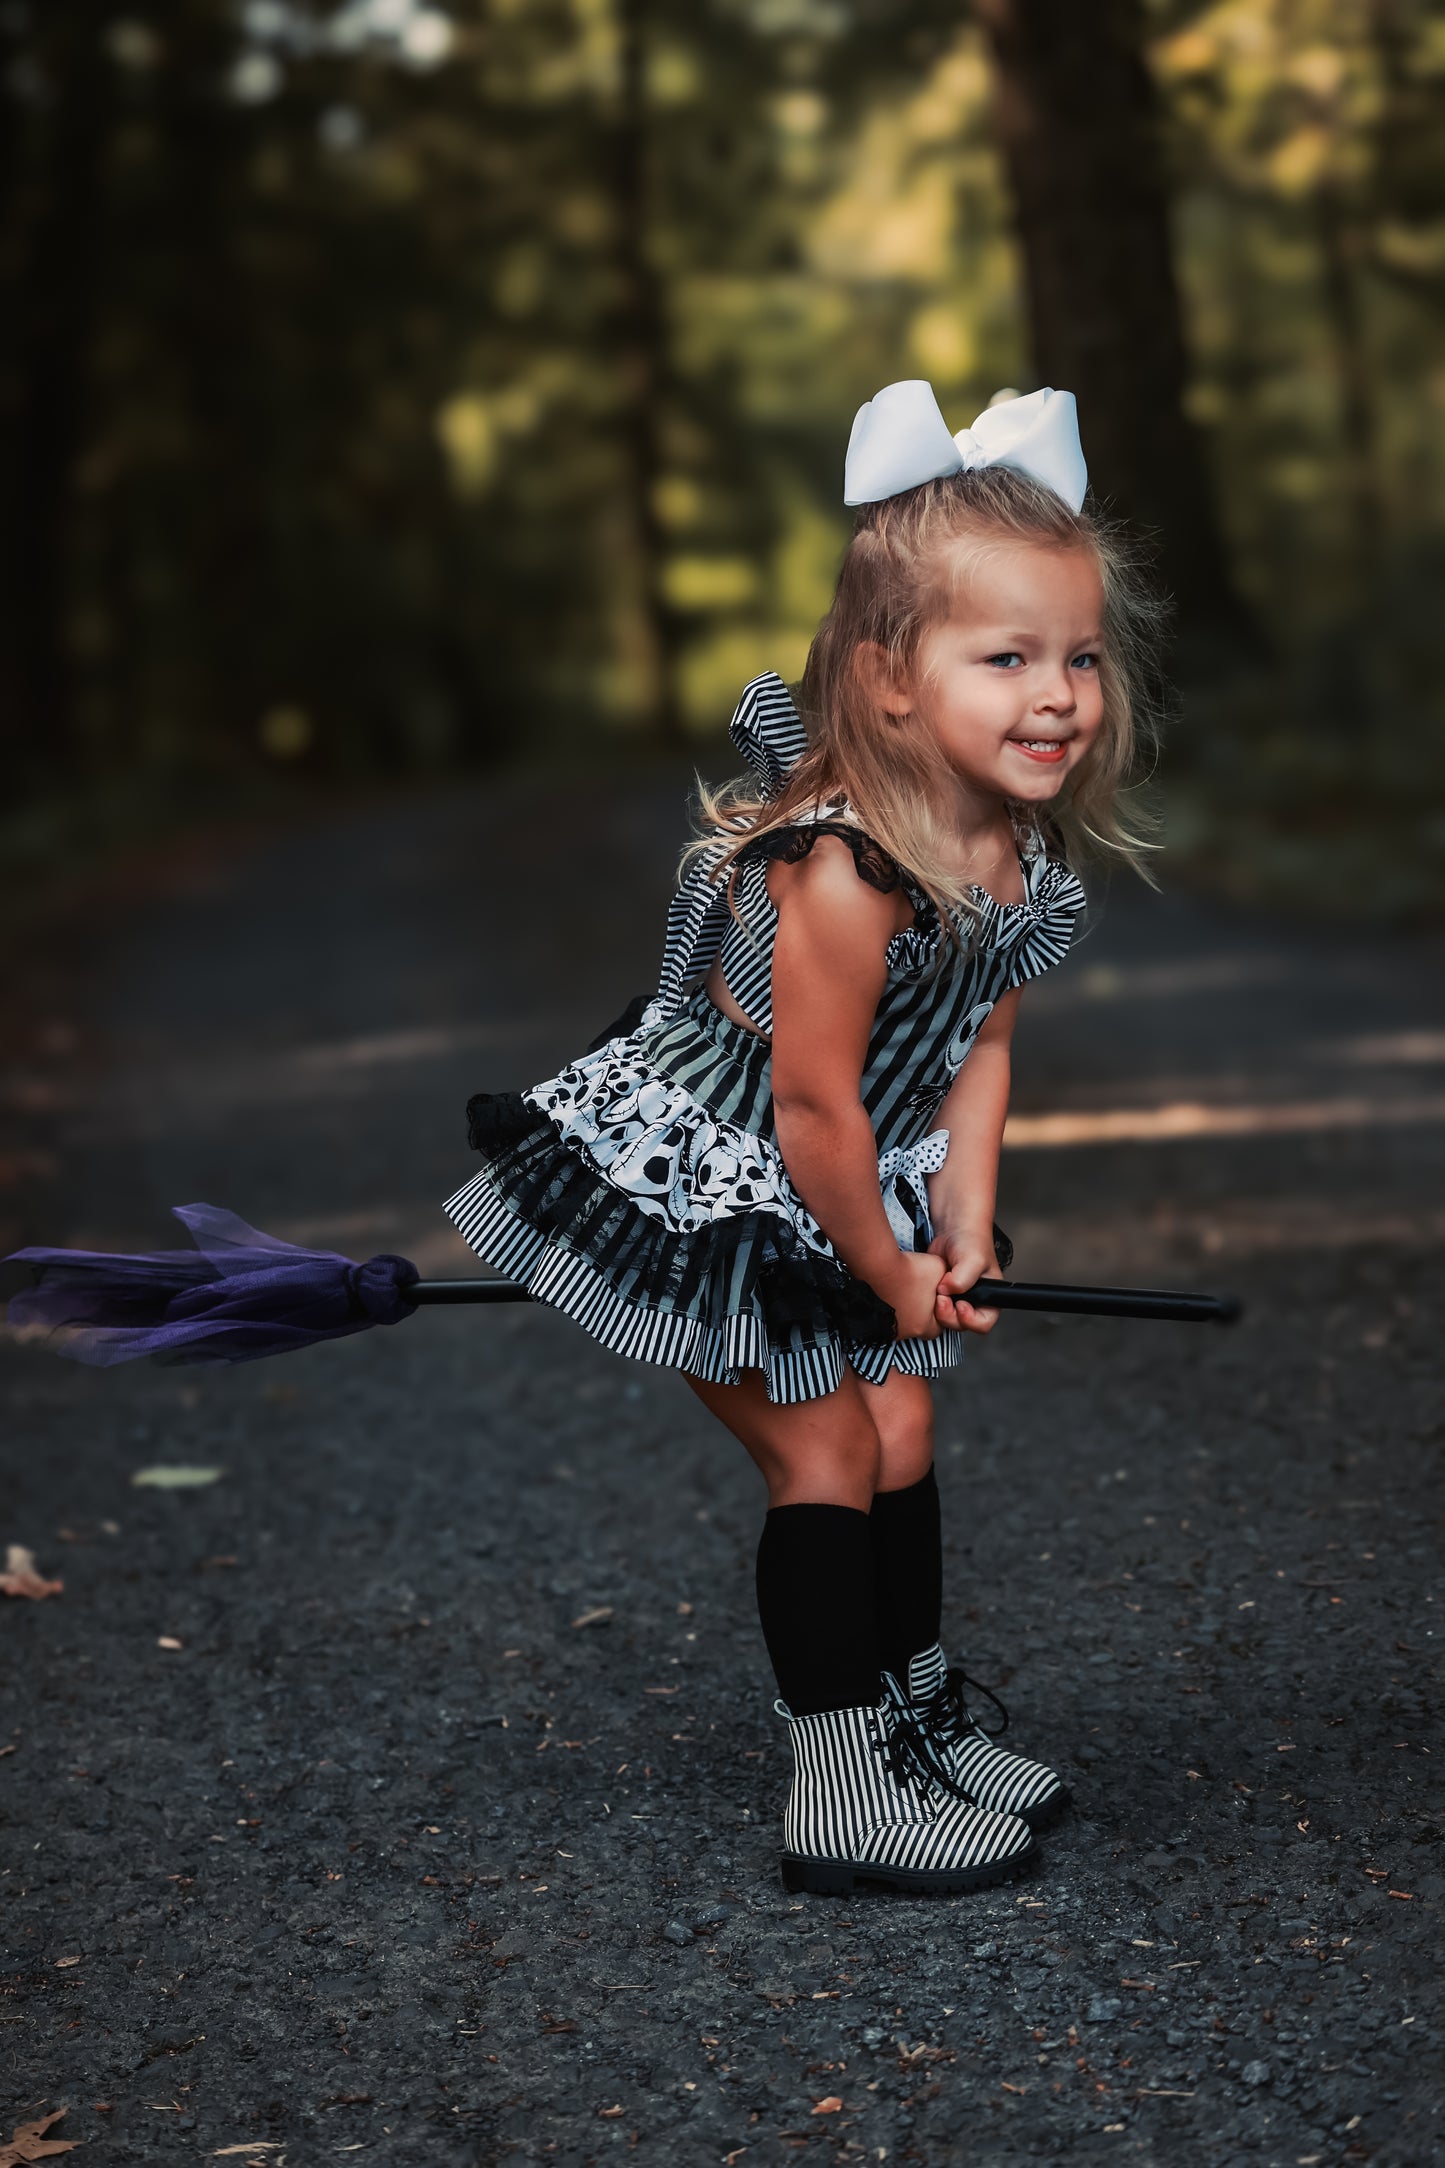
(870, 1465, 944, 1684)
(754, 1504, 882, 1718)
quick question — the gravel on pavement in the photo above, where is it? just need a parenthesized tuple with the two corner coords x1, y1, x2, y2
(2, 773, 1441, 2166)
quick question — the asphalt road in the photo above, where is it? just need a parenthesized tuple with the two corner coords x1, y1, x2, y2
(2, 772, 1441, 2167)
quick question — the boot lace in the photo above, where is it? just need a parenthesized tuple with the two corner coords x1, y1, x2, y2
(921, 1667, 1011, 1745)
(875, 1703, 940, 1794)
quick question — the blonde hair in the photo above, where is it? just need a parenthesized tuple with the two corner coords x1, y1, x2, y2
(680, 466, 1168, 952)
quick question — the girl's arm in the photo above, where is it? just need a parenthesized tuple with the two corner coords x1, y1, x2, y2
(769, 840, 947, 1341)
(923, 986, 1022, 1337)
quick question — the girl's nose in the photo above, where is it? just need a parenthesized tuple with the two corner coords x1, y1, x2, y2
(1035, 669, 1076, 716)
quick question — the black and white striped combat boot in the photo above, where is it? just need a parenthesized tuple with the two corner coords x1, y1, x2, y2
(777, 1695, 1036, 1897)
(884, 1644, 1071, 1831)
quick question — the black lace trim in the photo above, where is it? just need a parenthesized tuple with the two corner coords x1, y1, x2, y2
(466, 1088, 535, 1156)
(463, 1091, 902, 1352)
(584, 991, 651, 1053)
(735, 820, 909, 896)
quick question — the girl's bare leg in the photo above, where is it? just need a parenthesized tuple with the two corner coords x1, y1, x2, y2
(680, 1362, 935, 1504)
(854, 1369, 935, 1492)
(684, 1366, 888, 1716)
(681, 1365, 883, 1508)
(683, 1362, 948, 1729)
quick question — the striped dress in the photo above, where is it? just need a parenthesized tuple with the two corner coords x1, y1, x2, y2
(443, 672, 1086, 1405)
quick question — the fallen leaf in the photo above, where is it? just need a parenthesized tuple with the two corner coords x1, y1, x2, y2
(570, 1606, 613, 1629)
(811, 2097, 844, 2115)
(54, 1956, 82, 1968)
(596, 2104, 625, 2119)
(895, 2042, 955, 2070)
(157, 1638, 184, 1652)
(1, 1547, 63, 1600)
(213, 2148, 284, 2157)
(131, 1466, 224, 1489)
(1001, 2081, 1027, 2095)
(0, 2109, 81, 2163)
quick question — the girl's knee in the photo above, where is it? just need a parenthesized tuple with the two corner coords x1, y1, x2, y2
(860, 1372, 934, 1488)
(765, 1389, 881, 1507)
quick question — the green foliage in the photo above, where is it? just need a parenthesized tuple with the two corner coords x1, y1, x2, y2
(1151, 0, 1445, 910)
(0, 0, 1441, 909)
(1156, 0, 1444, 620)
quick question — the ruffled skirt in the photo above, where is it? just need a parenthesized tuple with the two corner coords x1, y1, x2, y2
(442, 986, 971, 1405)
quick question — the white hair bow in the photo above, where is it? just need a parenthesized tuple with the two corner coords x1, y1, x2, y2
(843, 380, 1087, 513)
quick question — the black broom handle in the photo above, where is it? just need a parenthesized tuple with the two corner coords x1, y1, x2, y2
(411, 1276, 1242, 1325)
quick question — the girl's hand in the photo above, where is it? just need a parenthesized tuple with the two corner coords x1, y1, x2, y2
(876, 1251, 948, 1342)
(927, 1228, 1003, 1335)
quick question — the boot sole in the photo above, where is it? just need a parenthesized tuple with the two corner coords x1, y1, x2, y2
(781, 1836, 1036, 1898)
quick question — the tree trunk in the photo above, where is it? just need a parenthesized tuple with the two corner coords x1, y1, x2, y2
(1314, 183, 1383, 579)
(974, 0, 1260, 671)
(607, 0, 685, 744)
(157, 1, 269, 767)
(0, 4, 110, 787)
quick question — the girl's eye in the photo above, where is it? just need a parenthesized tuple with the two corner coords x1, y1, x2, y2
(1072, 651, 1100, 671)
(986, 652, 1024, 669)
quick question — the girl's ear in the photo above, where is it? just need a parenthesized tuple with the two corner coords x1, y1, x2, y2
(853, 640, 913, 719)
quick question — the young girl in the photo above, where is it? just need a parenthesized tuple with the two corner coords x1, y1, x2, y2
(444, 380, 1161, 1898)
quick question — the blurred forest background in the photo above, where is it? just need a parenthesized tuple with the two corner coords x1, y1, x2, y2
(2, 0, 1443, 914)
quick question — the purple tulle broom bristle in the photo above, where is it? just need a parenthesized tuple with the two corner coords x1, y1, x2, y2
(4, 1203, 419, 1366)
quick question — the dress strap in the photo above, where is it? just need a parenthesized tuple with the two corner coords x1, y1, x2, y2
(637, 672, 803, 1031)
(640, 831, 734, 1030)
(728, 672, 810, 799)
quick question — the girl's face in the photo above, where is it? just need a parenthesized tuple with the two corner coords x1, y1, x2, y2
(904, 541, 1106, 809)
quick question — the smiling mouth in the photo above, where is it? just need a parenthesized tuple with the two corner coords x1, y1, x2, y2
(1009, 737, 1071, 762)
